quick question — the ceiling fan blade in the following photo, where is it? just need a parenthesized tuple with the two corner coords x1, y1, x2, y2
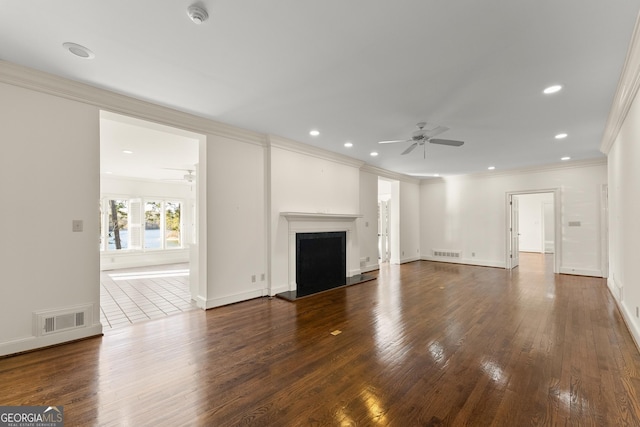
(424, 125, 449, 138)
(401, 143, 418, 155)
(379, 139, 410, 144)
(430, 138, 464, 147)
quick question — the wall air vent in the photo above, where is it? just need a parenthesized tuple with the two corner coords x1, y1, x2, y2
(34, 306, 92, 336)
(432, 249, 462, 258)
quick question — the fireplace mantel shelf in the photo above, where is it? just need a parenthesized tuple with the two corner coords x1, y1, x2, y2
(281, 212, 362, 221)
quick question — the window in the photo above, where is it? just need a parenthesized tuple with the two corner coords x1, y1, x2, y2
(107, 199, 128, 251)
(100, 198, 183, 251)
(145, 201, 162, 249)
(165, 201, 181, 248)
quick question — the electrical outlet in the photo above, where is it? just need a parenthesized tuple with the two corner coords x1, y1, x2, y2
(366, 256, 370, 262)
(251, 275, 256, 283)
(402, 251, 405, 256)
(261, 273, 265, 281)
(636, 307, 639, 318)
(472, 252, 475, 257)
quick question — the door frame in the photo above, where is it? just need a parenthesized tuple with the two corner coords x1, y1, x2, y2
(505, 188, 561, 273)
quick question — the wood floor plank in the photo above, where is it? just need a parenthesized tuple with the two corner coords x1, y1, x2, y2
(1, 254, 640, 426)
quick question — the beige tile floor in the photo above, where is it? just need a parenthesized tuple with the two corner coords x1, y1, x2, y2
(100, 263, 197, 329)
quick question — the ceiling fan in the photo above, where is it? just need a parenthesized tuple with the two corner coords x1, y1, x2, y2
(163, 168, 196, 183)
(378, 122, 464, 158)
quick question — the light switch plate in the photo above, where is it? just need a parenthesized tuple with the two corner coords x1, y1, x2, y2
(72, 220, 83, 232)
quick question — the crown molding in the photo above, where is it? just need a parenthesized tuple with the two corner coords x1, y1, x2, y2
(360, 164, 420, 184)
(601, 11, 640, 154)
(0, 60, 265, 146)
(268, 134, 365, 169)
(419, 157, 607, 185)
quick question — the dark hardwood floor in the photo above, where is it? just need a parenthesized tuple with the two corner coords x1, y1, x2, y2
(2, 254, 640, 426)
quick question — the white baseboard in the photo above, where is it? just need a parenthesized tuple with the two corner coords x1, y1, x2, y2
(606, 276, 640, 354)
(100, 249, 190, 271)
(559, 267, 603, 277)
(360, 263, 379, 273)
(421, 256, 505, 269)
(0, 323, 103, 357)
(194, 295, 208, 309)
(203, 288, 266, 309)
(269, 284, 289, 296)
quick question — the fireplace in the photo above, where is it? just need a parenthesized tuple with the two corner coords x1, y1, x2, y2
(296, 231, 346, 296)
(278, 212, 375, 300)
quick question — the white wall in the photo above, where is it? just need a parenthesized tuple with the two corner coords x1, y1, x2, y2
(607, 84, 640, 346)
(420, 162, 607, 275)
(269, 137, 362, 294)
(389, 181, 401, 264)
(516, 193, 554, 253)
(100, 176, 195, 270)
(358, 171, 379, 272)
(399, 180, 421, 263)
(202, 134, 267, 308)
(0, 82, 102, 355)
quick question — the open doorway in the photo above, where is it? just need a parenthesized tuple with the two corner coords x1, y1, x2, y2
(506, 190, 560, 273)
(378, 178, 399, 264)
(99, 111, 204, 329)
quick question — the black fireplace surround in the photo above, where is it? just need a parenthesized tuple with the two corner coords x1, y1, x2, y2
(295, 231, 346, 297)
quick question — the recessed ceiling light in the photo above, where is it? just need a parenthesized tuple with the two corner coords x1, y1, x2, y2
(433, 173, 440, 177)
(105, 171, 113, 174)
(555, 133, 568, 139)
(488, 166, 496, 170)
(370, 152, 379, 157)
(344, 142, 353, 148)
(309, 130, 320, 136)
(122, 150, 133, 154)
(543, 84, 563, 94)
(62, 42, 95, 59)
(561, 156, 571, 161)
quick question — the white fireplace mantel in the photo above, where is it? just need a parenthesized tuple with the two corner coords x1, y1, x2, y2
(280, 212, 362, 221)
(281, 212, 362, 291)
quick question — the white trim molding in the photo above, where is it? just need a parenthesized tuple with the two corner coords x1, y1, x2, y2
(607, 276, 640, 354)
(360, 164, 420, 184)
(0, 60, 266, 146)
(269, 135, 365, 169)
(601, 11, 640, 154)
(0, 324, 103, 357)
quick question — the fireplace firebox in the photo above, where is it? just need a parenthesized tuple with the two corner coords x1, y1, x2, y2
(295, 231, 346, 297)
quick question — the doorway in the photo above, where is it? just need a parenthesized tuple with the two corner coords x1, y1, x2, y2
(378, 178, 399, 264)
(99, 111, 205, 328)
(506, 190, 560, 273)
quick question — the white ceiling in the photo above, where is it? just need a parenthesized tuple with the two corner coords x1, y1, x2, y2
(1, 1, 638, 177)
(100, 112, 199, 182)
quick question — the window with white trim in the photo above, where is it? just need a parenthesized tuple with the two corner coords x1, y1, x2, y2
(100, 198, 183, 251)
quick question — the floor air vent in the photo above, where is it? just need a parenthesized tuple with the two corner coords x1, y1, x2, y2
(34, 306, 91, 336)
(432, 249, 462, 258)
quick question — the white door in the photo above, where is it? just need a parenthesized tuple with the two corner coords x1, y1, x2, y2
(510, 195, 520, 269)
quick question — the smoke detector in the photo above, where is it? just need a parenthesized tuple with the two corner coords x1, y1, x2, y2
(187, 5, 209, 24)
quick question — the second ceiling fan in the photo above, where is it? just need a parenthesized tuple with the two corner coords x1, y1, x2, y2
(378, 122, 464, 158)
